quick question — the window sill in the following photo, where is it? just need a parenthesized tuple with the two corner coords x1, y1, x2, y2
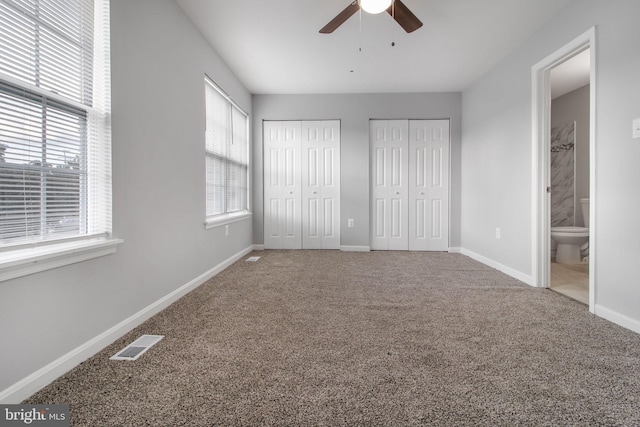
(0, 237, 123, 282)
(205, 211, 252, 229)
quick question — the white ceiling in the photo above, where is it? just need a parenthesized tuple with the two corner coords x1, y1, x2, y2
(550, 48, 591, 99)
(176, 0, 575, 95)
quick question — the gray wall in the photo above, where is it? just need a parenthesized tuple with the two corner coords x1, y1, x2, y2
(551, 84, 590, 227)
(0, 0, 252, 394)
(252, 93, 462, 249)
(462, 0, 640, 326)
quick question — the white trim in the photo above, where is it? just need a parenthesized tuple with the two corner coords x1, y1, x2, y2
(0, 238, 123, 282)
(587, 40, 597, 311)
(340, 245, 371, 252)
(0, 245, 253, 404)
(531, 27, 596, 311)
(0, 72, 90, 114)
(448, 247, 463, 254)
(205, 211, 252, 229)
(204, 75, 248, 117)
(459, 248, 534, 286)
(252, 244, 265, 251)
(594, 305, 640, 335)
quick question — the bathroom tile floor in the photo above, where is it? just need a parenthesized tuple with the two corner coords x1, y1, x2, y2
(550, 262, 589, 305)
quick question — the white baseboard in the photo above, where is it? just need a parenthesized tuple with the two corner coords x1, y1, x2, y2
(253, 245, 371, 252)
(340, 245, 371, 252)
(0, 245, 254, 404)
(448, 247, 463, 254)
(459, 247, 534, 286)
(594, 305, 640, 335)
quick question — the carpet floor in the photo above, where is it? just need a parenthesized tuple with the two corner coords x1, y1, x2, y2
(26, 250, 640, 426)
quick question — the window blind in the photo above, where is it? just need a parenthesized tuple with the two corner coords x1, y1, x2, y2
(0, 0, 111, 248)
(205, 77, 249, 218)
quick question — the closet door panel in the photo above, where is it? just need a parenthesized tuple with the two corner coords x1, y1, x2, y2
(264, 121, 302, 249)
(302, 120, 340, 249)
(320, 134, 340, 248)
(304, 143, 322, 249)
(409, 120, 449, 251)
(370, 120, 409, 250)
(324, 198, 336, 238)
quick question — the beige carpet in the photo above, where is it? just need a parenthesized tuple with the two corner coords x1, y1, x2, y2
(26, 250, 640, 426)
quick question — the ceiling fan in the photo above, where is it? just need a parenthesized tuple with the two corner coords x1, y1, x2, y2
(320, 0, 423, 34)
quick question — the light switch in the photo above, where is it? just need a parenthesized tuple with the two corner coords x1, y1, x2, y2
(633, 118, 640, 139)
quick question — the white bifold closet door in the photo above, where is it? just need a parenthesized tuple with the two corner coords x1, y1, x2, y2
(302, 121, 341, 249)
(263, 121, 302, 249)
(370, 120, 410, 250)
(408, 120, 449, 251)
(370, 119, 449, 251)
(264, 120, 340, 249)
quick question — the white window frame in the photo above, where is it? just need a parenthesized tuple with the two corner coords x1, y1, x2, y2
(0, 0, 121, 282)
(204, 76, 251, 229)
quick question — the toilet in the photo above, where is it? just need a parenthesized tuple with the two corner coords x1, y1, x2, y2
(551, 198, 589, 264)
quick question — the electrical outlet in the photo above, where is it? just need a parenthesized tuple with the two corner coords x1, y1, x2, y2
(495, 227, 501, 239)
(348, 218, 355, 228)
(633, 118, 640, 139)
(225, 224, 229, 236)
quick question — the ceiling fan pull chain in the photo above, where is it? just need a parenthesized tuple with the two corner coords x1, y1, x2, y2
(359, 7, 363, 52)
(391, 1, 396, 46)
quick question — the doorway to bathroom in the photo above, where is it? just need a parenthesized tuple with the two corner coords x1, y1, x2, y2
(548, 50, 590, 305)
(532, 28, 595, 310)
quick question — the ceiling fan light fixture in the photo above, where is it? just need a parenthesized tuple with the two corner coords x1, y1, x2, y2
(320, 0, 421, 34)
(360, 0, 392, 15)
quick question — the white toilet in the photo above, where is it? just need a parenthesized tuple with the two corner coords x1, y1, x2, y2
(551, 198, 589, 264)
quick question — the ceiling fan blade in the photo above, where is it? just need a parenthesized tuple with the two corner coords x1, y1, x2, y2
(320, 1, 360, 34)
(387, 0, 423, 33)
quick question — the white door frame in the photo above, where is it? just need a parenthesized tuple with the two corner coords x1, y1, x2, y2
(531, 27, 596, 312)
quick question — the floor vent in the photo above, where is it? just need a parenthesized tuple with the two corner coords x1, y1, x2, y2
(246, 256, 261, 262)
(110, 335, 164, 361)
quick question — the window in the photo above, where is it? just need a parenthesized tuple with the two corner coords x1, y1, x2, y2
(0, 83, 88, 242)
(0, 0, 117, 280)
(204, 77, 250, 227)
